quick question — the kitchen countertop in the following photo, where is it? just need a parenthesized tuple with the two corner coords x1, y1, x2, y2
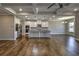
(29, 29, 50, 32)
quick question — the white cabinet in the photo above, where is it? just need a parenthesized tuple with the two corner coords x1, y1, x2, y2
(42, 22, 48, 27)
(25, 21, 48, 27)
(30, 22, 37, 27)
(25, 21, 37, 27)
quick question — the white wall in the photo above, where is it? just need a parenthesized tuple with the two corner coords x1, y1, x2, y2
(14, 16, 21, 24)
(14, 16, 21, 39)
(48, 21, 65, 34)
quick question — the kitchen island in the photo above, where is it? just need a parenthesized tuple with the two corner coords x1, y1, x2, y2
(28, 27, 50, 38)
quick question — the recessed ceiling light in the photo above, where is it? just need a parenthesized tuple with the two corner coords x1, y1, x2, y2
(61, 22, 65, 24)
(52, 15, 55, 17)
(74, 8, 78, 11)
(25, 16, 28, 18)
(19, 8, 23, 11)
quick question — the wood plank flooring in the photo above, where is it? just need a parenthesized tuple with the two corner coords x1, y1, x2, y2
(0, 35, 79, 56)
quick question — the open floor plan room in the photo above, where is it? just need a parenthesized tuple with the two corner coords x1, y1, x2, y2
(0, 3, 79, 56)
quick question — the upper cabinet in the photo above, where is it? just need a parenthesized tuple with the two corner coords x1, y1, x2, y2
(25, 21, 48, 27)
(25, 21, 37, 27)
(30, 22, 37, 27)
(42, 21, 48, 27)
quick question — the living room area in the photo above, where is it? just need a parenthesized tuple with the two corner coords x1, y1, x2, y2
(0, 3, 79, 56)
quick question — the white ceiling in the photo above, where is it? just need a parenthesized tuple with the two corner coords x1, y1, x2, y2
(0, 3, 78, 20)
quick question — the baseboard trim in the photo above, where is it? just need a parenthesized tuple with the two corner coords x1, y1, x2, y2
(50, 34, 66, 36)
(49, 33, 65, 35)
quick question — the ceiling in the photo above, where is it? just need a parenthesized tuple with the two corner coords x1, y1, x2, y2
(0, 3, 78, 21)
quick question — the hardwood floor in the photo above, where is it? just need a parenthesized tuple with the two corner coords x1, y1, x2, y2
(0, 35, 79, 56)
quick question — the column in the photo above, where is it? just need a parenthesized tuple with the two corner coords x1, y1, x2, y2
(21, 20, 25, 36)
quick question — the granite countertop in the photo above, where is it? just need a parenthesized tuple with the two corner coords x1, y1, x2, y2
(29, 29, 50, 32)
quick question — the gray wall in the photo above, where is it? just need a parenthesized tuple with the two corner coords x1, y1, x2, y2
(48, 21, 65, 34)
(0, 15, 14, 40)
(75, 12, 79, 39)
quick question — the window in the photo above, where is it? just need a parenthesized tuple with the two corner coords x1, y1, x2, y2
(69, 22, 74, 32)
